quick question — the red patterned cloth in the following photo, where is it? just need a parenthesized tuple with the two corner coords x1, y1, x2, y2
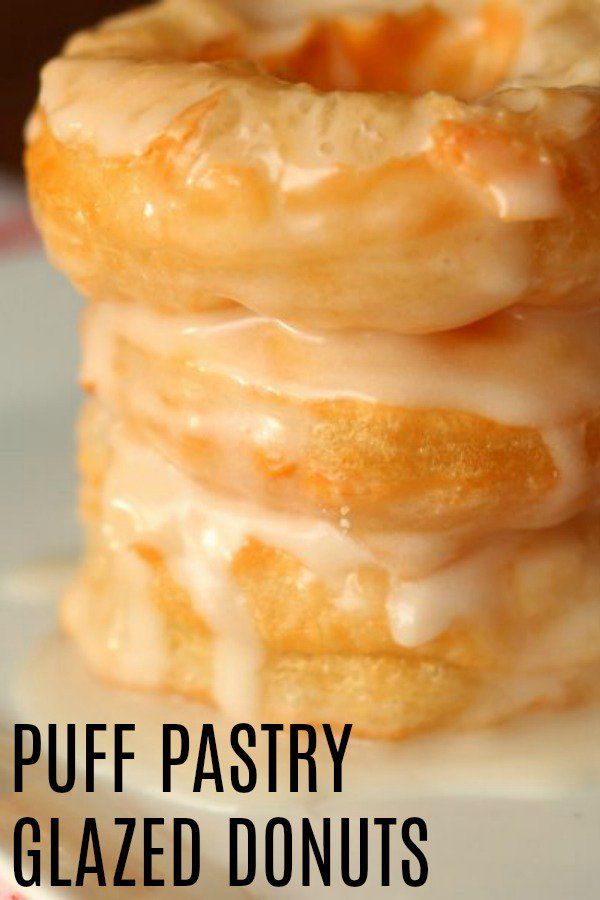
(0, 882, 25, 900)
(0, 175, 37, 254)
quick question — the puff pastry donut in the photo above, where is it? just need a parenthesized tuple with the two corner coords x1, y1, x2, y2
(27, 0, 600, 331)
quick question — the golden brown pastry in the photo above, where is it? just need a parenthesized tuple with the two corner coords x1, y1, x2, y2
(26, 0, 600, 332)
(82, 301, 600, 531)
(64, 402, 600, 738)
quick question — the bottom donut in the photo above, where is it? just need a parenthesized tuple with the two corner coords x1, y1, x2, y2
(62, 404, 600, 739)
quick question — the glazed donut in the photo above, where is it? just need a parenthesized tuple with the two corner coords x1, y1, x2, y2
(26, 0, 600, 332)
(64, 402, 600, 738)
(82, 301, 600, 531)
(64, 546, 600, 739)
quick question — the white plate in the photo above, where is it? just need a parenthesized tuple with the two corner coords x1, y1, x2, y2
(1, 250, 599, 898)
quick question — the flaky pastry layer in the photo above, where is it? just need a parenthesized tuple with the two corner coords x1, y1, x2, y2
(26, 0, 600, 332)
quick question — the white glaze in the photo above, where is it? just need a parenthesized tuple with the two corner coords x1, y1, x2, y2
(64, 550, 167, 689)
(82, 302, 600, 428)
(36, 0, 600, 164)
(386, 536, 516, 647)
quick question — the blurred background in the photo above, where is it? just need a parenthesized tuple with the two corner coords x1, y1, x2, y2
(0, 3, 145, 575)
(1, 1, 135, 174)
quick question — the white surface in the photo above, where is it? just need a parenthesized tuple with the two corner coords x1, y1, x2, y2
(1, 250, 599, 898)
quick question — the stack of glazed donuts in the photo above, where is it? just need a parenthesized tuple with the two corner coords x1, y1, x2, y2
(26, 0, 600, 737)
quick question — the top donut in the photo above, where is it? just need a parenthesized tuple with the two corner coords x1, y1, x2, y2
(26, 0, 600, 332)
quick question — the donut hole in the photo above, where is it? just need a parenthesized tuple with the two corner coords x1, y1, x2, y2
(206, 2, 524, 101)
